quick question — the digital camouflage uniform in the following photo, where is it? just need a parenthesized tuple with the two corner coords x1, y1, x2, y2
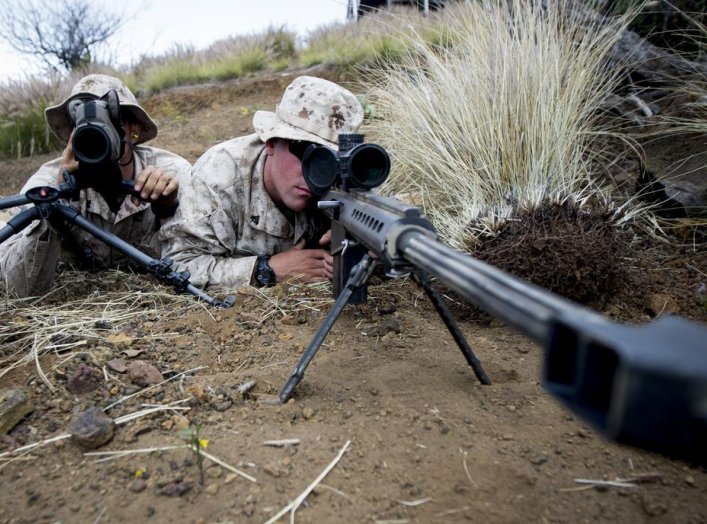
(159, 135, 319, 288)
(159, 75, 364, 289)
(0, 74, 190, 297)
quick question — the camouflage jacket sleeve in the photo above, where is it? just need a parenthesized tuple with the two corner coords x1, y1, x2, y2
(0, 158, 65, 297)
(159, 135, 312, 290)
(159, 141, 258, 289)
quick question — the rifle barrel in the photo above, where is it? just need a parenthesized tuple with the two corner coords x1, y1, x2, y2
(397, 230, 602, 347)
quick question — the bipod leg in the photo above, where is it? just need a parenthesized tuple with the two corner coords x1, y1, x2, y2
(413, 270, 491, 385)
(279, 255, 377, 403)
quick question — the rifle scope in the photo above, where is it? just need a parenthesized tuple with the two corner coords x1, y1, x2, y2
(302, 134, 390, 195)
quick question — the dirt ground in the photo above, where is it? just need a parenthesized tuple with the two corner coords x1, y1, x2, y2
(0, 69, 706, 524)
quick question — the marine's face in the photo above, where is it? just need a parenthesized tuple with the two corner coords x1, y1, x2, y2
(263, 139, 316, 213)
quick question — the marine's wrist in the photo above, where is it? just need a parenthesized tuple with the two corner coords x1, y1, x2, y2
(253, 255, 277, 287)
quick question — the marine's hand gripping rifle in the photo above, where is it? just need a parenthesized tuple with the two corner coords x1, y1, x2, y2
(280, 134, 707, 464)
(0, 170, 234, 307)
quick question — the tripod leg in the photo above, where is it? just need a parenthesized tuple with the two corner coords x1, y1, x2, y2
(0, 207, 42, 243)
(413, 271, 491, 385)
(279, 255, 377, 403)
(52, 204, 233, 307)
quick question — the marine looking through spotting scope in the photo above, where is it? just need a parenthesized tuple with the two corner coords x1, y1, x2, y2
(67, 89, 124, 165)
(301, 133, 391, 194)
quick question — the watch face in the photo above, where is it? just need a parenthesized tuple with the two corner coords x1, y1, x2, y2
(256, 259, 276, 286)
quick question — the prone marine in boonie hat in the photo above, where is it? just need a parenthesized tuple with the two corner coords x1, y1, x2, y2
(157, 75, 365, 290)
(45, 74, 158, 145)
(0, 74, 191, 299)
(253, 75, 364, 149)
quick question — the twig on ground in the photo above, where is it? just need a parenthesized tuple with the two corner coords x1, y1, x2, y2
(85, 445, 184, 463)
(264, 440, 351, 524)
(103, 366, 206, 411)
(198, 447, 257, 483)
(398, 497, 432, 507)
(573, 479, 637, 488)
(263, 439, 300, 447)
(460, 448, 478, 488)
(436, 506, 473, 517)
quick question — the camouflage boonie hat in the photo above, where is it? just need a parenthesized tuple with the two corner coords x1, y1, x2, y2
(253, 76, 364, 148)
(45, 74, 158, 145)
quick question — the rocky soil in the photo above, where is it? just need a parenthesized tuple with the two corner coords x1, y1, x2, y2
(0, 69, 705, 524)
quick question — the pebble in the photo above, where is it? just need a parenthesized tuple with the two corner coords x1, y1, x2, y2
(302, 407, 315, 420)
(0, 388, 33, 435)
(67, 407, 115, 449)
(159, 481, 192, 497)
(206, 466, 223, 479)
(127, 360, 163, 387)
(205, 484, 220, 495)
(128, 479, 147, 493)
(224, 473, 239, 484)
(66, 364, 101, 395)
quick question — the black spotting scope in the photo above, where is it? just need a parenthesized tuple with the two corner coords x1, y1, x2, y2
(68, 89, 124, 165)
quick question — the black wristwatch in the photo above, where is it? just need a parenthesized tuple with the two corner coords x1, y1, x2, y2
(254, 255, 277, 287)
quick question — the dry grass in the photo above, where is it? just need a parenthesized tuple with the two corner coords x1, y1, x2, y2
(0, 269, 208, 388)
(364, 1, 637, 250)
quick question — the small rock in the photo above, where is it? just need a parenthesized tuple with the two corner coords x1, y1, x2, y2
(159, 481, 192, 497)
(263, 463, 289, 478)
(378, 304, 397, 315)
(372, 318, 402, 337)
(107, 333, 136, 347)
(0, 389, 33, 435)
(685, 475, 695, 486)
(641, 494, 668, 516)
(242, 501, 256, 517)
(128, 479, 147, 493)
(106, 359, 128, 374)
(224, 473, 239, 484)
(68, 407, 115, 449)
(127, 361, 163, 387)
(205, 484, 219, 495)
(213, 400, 232, 412)
(529, 454, 548, 466)
(302, 407, 315, 420)
(66, 364, 101, 395)
(206, 466, 223, 479)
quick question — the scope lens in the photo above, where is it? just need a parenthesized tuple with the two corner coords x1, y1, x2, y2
(302, 146, 339, 196)
(73, 125, 110, 164)
(348, 144, 390, 189)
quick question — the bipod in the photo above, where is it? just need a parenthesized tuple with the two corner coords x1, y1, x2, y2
(0, 174, 234, 308)
(278, 256, 490, 402)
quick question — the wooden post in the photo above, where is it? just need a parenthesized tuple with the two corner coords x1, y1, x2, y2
(422, 0, 429, 17)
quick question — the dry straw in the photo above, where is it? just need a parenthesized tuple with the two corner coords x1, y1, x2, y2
(365, 1, 635, 250)
(0, 269, 206, 387)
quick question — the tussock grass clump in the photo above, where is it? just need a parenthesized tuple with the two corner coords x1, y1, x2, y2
(0, 74, 67, 158)
(0, 65, 127, 159)
(363, 1, 636, 299)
